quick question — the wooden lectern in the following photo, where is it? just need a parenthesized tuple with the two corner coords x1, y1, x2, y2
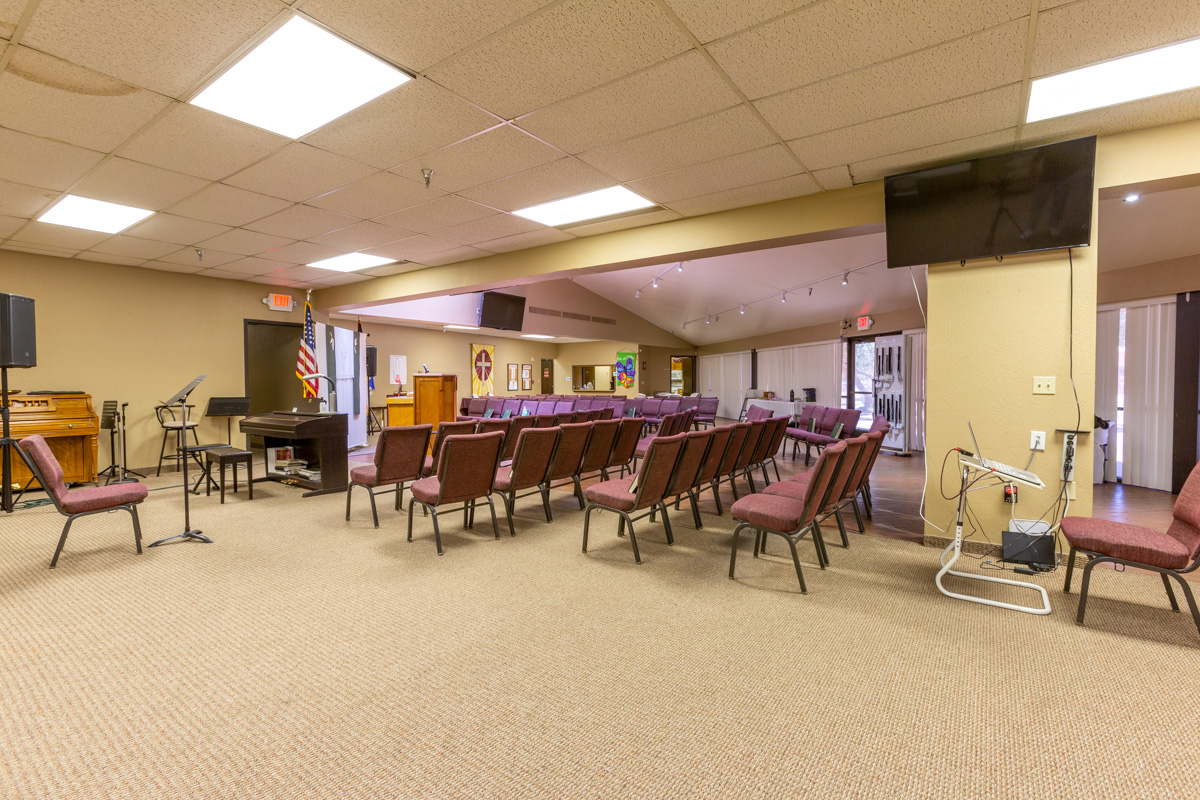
(412, 373, 457, 431)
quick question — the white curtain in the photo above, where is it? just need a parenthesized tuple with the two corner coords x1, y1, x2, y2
(1094, 309, 1120, 482)
(905, 330, 926, 452)
(1123, 301, 1175, 491)
(755, 340, 843, 409)
(697, 351, 752, 420)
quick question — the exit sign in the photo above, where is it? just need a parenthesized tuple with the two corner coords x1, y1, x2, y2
(263, 293, 295, 312)
(857, 315, 873, 331)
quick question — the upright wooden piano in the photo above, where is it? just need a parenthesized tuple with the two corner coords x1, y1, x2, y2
(240, 411, 347, 497)
(6, 392, 100, 487)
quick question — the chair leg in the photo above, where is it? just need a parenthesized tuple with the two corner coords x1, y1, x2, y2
(1162, 572, 1180, 612)
(772, 458, 781, 483)
(345, 484, 354, 520)
(1075, 556, 1102, 625)
(860, 486, 872, 519)
(503, 495, 516, 537)
(689, 489, 702, 529)
(851, 498, 866, 534)
(805, 443, 812, 467)
(755, 529, 764, 557)
(761, 463, 771, 487)
(659, 503, 674, 545)
(395, 484, 402, 511)
(486, 496, 500, 539)
(711, 480, 723, 516)
(1063, 546, 1078, 593)
(368, 489, 379, 529)
(582, 505, 593, 553)
(407, 498, 416, 542)
(730, 476, 740, 501)
(729, 523, 747, 578)
(156, 427, 172, 476)
(811, 521, 829, 569)
(785, 536, 808, 594)
(540, 485, 553, 522)
(574, 476, 585, 510)
(1168, 572, 1200, 636)
(617, 515, 625, 537)
(50, 516, 75, 569)
(430, 509, 443, 555)
(746, 469, 757, 494)
(130, 505, 143, 554)
(623, 512, 641, 563)
(833, 507, 850, 548)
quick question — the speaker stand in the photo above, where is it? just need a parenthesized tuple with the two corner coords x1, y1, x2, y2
(1, 366, 38, 513)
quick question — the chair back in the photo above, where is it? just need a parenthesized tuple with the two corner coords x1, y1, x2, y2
(553, 400, 575, 414)
(155, 403, 195, 426)
(579, 419, 621, 473)
(519, 399, 539, 416)
(815, 407, 842, 435)
(467, 397, 487, 416)
(825, 435, 868, 508)
(660, 397, 681, 415)
(607, 417, 645, 470)
(796, 404, 817, 429)
(376, 425, 432, 484)
(798, 441, 848, 526)
(679, 396, 700, 412)
(536, 400, 557, 415)
(642, 397, 663, 417)
(433, 432, 505, 505)
(718, 423, 751, 476)
(533, 413, 558, 428)
(836, 408, 862, 437)
(547, 422, 593, 481)
(682, 407, 697, 430)
(481, 397, 501, 417)
(575, 397, 593, 412)
(475, 417, 511, 446)
(696, 397, 719, 418)
(664, 430, 713, 497)
(1167, 461, 1200, 559)
(843, 431, 882, 498)
(760, 416, 788, 461)
(860, 418, 891, 477)
(505, 426, 560, 493)
(629, 433, 687, 510)
(17, 434, 69, 508)
(625, 397, 644, 416)
(656, 412, 680, 437)
(429, 421, 477, 472)
(744, 404, 768, 422)
(598, 406, 615, 420)
(501, 398, 522, 418)
(734, 420, 766, 470)
(503, 416, 536, 461)
(696, 425, 733, 484)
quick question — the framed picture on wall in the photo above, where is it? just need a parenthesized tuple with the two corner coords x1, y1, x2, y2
(520, 363, 532, 391)
(507, 363, 518, 391)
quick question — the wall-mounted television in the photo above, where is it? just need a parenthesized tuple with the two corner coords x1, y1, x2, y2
(478, 291, 526, 331)
(884, 135, 1096, 269)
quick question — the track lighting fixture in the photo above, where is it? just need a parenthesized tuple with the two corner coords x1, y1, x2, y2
(841, 272, 849, 285)
(739, 305, 745, 314)
(808, 287, 813, 296)
(780, 293, 786, 303)
(635, 289, 640, 299)
(677, 263, 683, 272)
(652, 278, 658, 288)
(706, 316, 711, 324)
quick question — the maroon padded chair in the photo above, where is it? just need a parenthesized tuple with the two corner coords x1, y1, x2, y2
(657, 429, 714, 529)
(582, 432, 687, 564)
(759, 415, 790, 483)
(545, 422, 594, 508)
(575, 397, 593, 412)
(502, 416, 536, 462)
(857, 416, 891, 516)
(744, 404, 771, 422)
(745, 416, 788, 492)
(607, 417, 645, 479)
(422, 420, 477, 477)
(577, 418, 622, 483)
(728, 440, 848, 592)
(679, 396, 700, 416)
(691, 425, 734, 517)
(598, 406, 615, 421)
(533, 413, 558, 429)
(708, 422, 751, 512)
(553, 412, 577, 426)
(1061, 460, 1200, 637)
(19, 434, 148, 568)
(346, 424, 431, 528)
(493, 426, 560, 534)
(407, 431, 506, 555)
(727, 419, 767, 498)
(466, 397, 487, 416)
(694, 397, 719, 428)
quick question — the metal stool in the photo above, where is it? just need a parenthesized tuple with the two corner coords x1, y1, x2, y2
(155, 404, 201, 476)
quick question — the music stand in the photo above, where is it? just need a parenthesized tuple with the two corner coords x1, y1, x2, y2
(149, 375, 212, 548)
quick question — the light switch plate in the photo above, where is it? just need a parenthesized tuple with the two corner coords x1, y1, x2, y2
(1033, 376, 1056, 394)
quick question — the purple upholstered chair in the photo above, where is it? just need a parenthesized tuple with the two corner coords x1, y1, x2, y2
(19, 434, 149, 568)
(695, 397, 719, 428)
(519, 399, 539, 416)
(624, 397, 645, 418)
(553, 400, 575, 414)
(466, 397, 487, 416)
(407, 431, 506, 555)
(536, 400, 557, 415)
(1061, 460, 1200, 637)
(346, 424, 430, 528)
(660, 397, 681, 416)
(598, 406, 615, 421)
(494, 426, 560, 533)
(641, 397, 663, 429)
(482, 397, 504, 417)
(575, 397, 594, 412)
(679, 396, 700, 415)
(501, 398, 522, 418)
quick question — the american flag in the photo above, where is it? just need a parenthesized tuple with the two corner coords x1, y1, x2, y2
(297, 300, 318, 398)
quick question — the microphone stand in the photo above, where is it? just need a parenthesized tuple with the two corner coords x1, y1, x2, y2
(300, 373, 337, 413)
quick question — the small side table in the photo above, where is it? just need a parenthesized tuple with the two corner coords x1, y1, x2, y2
(203, 447, 254, 504)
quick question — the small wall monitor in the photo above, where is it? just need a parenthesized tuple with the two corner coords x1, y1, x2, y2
(478, 291, 526, 331)
(884, 135, 1096, 269)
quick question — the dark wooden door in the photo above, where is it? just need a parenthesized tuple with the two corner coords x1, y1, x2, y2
(541, 359, 553, 394)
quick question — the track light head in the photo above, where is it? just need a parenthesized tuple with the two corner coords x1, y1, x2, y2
(781, 293, 787, 303)
(676, 262, 683, 272)
(705, 315, 711, 324)
(739, 305, 745, 314)
(841, 272, 849, 285)
(808, 287, 813, 296)
(652, 278, 658, 288)
(635, 289, 640, 299)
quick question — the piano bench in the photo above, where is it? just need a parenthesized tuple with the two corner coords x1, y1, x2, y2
(203, 447, 254, 504)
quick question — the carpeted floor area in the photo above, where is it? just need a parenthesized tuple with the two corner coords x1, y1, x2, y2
(2, 465, 1197, 799)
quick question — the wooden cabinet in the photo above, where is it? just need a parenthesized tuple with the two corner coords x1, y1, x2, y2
(386, 396, 414, 427)
(6, 393, 99, 486)
(412, 373, 457, 431)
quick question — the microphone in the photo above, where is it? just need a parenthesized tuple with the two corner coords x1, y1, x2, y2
(300, 373, 333, 385)
(422, 364, 430, 373)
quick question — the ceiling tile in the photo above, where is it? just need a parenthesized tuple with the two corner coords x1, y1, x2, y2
(75, 251, 146, 267)
(224, 143, 377, 202)
(87, 234, 181, 259)
(266, 241, 348, 266)
(243, 204, 359, 239)
(709, 0, 1029, 100)
(0, 179, 58, 217)
(427, 0, 691, 118)
(118, 103, 288, 181)
(458, 157, 617, 211)
(628, 144, 800, 204)
(245, 274, 300, 286)
(429, 213, 544, 246)
(9, 220, 109, 248)
(665, 173, 821, 217)
(302, 0, 551, 72)
(1, 0, 24, 39)
(2, 242, 81, 258)
(363, 235, 461, 261)
(310, 272, 372, 286)
(309, 220, 410, 250)
(1021, 86, 1200, 149)
(20, 0, 281, 97)
(0, 213, 23, 237)
(124, 213, 231, 245)
(578, 106, 775, 181)
(472, 227, 575, 253)
(0, 127, 104, 190)
(787, 84, 1022, 170)
(0, 47, 172, 152)
(220, 256, 295, 276)
(195, 268, 250, 281)
(414, 245, 493, 266)
(359, 262, 420, 278)
(812, 165, 853, 190)
(848, 129, 1017, 184)
(280, 265, 340, 282)
(166, 183, 291, 226)
(392, 126, 563, 193)
(141, 260, 205, 274)
(564, 207, 680, 236)
(664, 0, 819, 42)
(158, 247, 241, 268)
(755, 20, 1027, 141)
(195, 227, 294, 257)
(304, 79, 497, 170)
(72, 157, 209, 210)
(375, 195, 497, 233)
(306, 171, 439, 219)
(1032, 0, 1200, 78)
(517, 51, 741, 155)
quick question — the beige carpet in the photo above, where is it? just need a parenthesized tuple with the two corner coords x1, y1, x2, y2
(1, 472, 1197, 800)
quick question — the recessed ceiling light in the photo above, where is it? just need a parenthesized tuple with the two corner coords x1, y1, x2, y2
(1026, 37, 1200, 123)
(443, 324, 480, 331)
(190, 16, 410, 138)
(308, 252, 396, 272)
(1123, 193, 1141, 202)
(520, 334, 555, 340)
(37, 195, 154, 234)
(513, 186, 654, 227)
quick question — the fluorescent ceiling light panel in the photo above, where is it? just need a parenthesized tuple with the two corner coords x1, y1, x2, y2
(308, 252, 396, 272)
(37, 195, 154, 234)
(1026, 37, 1200, 123)
(191, 16, 410, 138)
(513, 186, 654, 227)
(520, 334, 555, 339)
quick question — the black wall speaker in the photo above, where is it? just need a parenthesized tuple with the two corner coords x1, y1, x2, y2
(0, 293, 36, 368)
(366, 345, 377, 378)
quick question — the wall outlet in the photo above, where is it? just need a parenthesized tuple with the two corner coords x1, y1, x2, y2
(1030, 431, 1045, 450)
(1033, 376, 1056, 394)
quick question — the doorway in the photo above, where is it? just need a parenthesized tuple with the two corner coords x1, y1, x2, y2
(244, 319, 301, 416)
(540, 358, 554, 394)
(842, 337, 877, 422)
(671, 355, 696, 395)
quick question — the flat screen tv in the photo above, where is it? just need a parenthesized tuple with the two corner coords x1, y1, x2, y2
(478, 291, 526, 331)
(884, 135, 1096, 268)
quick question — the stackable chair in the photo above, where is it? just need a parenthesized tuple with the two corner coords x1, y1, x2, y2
(475, 417, 512, 441)
(623, 398, 644, 418)
(407, 431, 506, 555)
(553, 412, 577, 426)
(422, 420, 477, 476)
(631, 411, 681, 471)
(533, 413, 558, 428)
(857, 417, 891, 516)
(830, 431, 883, 535)
(744, 404, 771, 422)
(694, 397, 719, 429)
(678, 396, 700, 420)
(493, 426, 560, 533)
(725, 419, 767, 498)
(581, 433, 687, 564)
(465, 397, 487, 417)
(607, 417, 645, 478)
(658, 429, 715, 529)
(536, 400, 557, 415)
(577, 418, 622, 484)
(19, 434, 148, 568)
(758, 415, 790, 484)
(545, 422, 593, 507)
(1061, 460, 1200, 637)
(641, 397, 664, 431)
(728, 441, 848, 593)
(707, 422, 751, 511)
(689, 425, 734, 517)
(502, 415, 536, 462)
(501, 399, 522, 418)
(745, 416, 789, 491)
(659, 397, 682, 418)
(346, 424, 431, 527)
(598, 406, 615, 421)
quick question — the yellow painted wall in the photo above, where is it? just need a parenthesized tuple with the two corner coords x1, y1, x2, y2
(554, 341, 640, 397)
(1098, 253, 1200, 306)
(698, 306, 926, 356)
